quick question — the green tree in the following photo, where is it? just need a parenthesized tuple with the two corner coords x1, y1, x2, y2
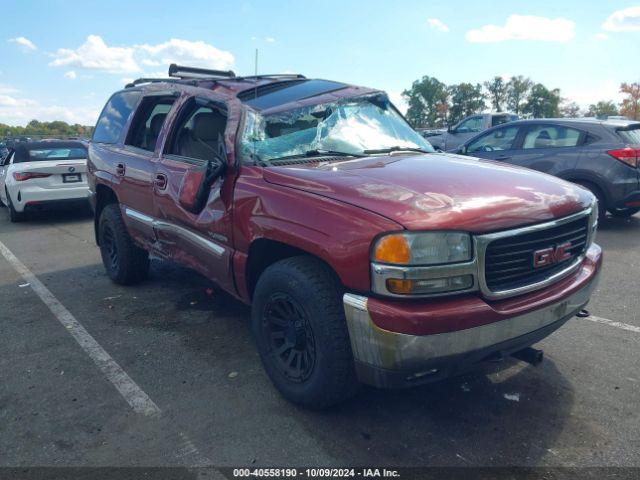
(0, 120, 94, 139)
(447, 83, 486, 124)
(523, 84, 561, 118)
(586, 101, 618, 118)
(402, 76, 449, 127)
(484, 76, 508, 112)
(506, 76, 533, 114)
(560, 101, 582, 118)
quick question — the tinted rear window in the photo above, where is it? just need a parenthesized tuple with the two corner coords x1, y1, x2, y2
(617, 127, 640, 144)
(28, 147, 87, 161)
(93, 90, 142, 144)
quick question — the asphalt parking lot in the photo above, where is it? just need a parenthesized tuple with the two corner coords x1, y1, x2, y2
(0, 206, 639, 471)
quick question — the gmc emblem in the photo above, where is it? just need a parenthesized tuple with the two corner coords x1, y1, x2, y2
(533, 242, 572, 268)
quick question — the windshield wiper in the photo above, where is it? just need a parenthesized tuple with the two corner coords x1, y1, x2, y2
(363, 146, 431, 155)
(269, 149, 364, 163)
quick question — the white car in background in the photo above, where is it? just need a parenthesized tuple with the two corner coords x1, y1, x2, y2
(0, 140, 89, 222)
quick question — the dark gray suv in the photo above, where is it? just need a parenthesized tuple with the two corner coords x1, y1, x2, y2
(456, 118, 640, 218)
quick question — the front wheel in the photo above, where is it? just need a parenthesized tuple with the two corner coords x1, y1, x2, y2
(251, 256, 358, 409)
(609, 207, 640, 218)
(98, 204, 149, 285)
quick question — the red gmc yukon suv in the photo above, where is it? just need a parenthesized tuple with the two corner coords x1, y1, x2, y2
(88, 65, 602, 408)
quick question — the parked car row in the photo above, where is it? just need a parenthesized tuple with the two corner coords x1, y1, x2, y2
(453, 118, 640, 219)
(79, 64, 603, 408)
(420, 113, 640, 219)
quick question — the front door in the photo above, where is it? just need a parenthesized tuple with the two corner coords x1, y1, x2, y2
(152, 95, 236, 292)
(464, 124, 523, 163)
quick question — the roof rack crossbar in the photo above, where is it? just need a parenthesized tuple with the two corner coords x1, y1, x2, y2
(234, 74, 306, 81)
(168, 63, 236, 79)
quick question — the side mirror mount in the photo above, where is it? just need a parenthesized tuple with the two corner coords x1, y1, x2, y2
(458, 145, 467, 155)
(178, 157, 227, 213)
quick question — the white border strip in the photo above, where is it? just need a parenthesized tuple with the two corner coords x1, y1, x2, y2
(585, 315, 640, 334)
(0, 239, 161, 416)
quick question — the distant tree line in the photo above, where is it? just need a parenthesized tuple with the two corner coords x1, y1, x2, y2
(0, 120, 94, 140)
(402, 76, 640, 128)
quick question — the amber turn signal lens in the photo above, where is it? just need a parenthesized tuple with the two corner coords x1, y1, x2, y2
(386, 278, 414, 294)
(373, 234, 410, 264)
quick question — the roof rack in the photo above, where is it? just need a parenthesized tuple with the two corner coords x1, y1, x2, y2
(168, 63, 236, 79)
(124, 77, 198, 88)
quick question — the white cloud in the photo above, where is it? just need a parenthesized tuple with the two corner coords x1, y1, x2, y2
(0, 94, 99, 126)
(426, 18, 449, 32)
(141, 59, 162, 67)
(602, 6, 640, 32)
(136, 38, 234, 70)
(465, 15, 575, 43)
(49, 35, 140, 73)
(595, 33, 608, 41)
(64, 70, 77, 79)
(265, 36, 276, 43)
(0, 94, 36, 108)
(8, 36, 37, 51)
(0, 84, 18, 95)
(48, 36, 235, 77)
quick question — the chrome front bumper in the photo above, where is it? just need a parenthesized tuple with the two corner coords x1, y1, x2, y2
(343, 268, 600, 388)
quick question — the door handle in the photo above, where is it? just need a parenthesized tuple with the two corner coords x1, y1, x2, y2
(495, 155, 511, 161)
(116, 163, 126, 176)
(154, 173, 168, 190)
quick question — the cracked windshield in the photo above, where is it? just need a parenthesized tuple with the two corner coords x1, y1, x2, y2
(241, 95, 433, 164)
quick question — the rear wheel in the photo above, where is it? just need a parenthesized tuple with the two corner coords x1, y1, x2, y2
(5, 188, 24, 223)
(609, 207, 640, 218)
(573, 181, 606, 220)
(251, 256, 358, 409)
(98, 203, 149, 285)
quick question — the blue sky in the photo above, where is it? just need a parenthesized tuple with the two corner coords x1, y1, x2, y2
(1, 0, 639, 126)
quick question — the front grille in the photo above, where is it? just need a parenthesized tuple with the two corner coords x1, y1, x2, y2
(484, 215, 589, 292)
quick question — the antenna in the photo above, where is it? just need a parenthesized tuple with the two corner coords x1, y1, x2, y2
(254, 49, 259, 100)
(253, 49, 258, 164)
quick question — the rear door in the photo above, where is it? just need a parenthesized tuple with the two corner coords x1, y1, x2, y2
(152, 95, 235, 291)
(505, 123, 584, 175)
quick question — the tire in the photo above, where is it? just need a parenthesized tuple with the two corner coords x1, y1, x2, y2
(98, 203, 149, 285)
(609, 207, 640, 218)
(5, 188, 24, 222)
(573, 181, 606, 220)
(251, 256, 358, 409)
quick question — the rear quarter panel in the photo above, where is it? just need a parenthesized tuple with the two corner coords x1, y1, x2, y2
(572, 127, 640, 205)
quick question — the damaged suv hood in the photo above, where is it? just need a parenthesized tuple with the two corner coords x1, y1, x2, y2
(262, 153, 593, 233)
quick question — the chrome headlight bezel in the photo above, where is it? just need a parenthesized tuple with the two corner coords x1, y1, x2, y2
(371, 231, 473, 266)
(370, 231, 476, 297)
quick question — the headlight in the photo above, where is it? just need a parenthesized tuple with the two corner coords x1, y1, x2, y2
(372, 232, 472, 266)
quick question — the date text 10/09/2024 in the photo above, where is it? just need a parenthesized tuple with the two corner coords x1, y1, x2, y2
(232, 468, 401, 478)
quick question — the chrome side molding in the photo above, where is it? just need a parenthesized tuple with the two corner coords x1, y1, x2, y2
(124, 206, 225, 258)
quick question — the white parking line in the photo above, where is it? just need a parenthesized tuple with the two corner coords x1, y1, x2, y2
(0, 239, 161, 417)
(584, 315, 640, 334)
